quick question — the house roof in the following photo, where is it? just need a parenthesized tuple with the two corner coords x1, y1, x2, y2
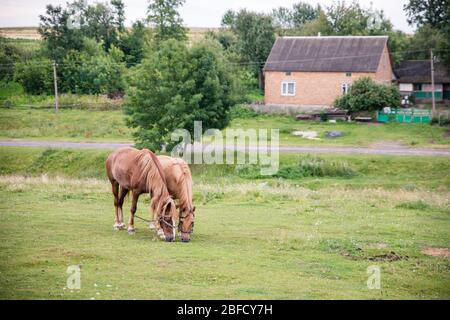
(264, 36, 389, 73)
(395, 60, 450, 84)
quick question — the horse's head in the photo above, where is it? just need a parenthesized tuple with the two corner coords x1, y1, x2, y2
(160, 198, 177, 242)
(178, 206, 195, 243)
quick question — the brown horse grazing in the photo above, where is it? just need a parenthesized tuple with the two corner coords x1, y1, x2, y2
(158, 156, 195, 243)
(106, 147, 177, 242)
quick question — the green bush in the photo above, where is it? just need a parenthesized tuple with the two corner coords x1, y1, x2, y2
(237, 155, 357, 179)
(275, 155, 356, 179)
(430, 117, 450, 127)
(60, 41, 126, 96)
(13, 58, 53, 95)
(229, 105, 259, 119)
(0, 39, 22, 82)
(334, 77, 401, 113)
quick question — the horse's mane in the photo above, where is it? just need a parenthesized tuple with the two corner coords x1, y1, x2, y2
(136, 149, 171, 215)
(173, 158, 193, 212)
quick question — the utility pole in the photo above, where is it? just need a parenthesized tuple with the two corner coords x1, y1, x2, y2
(430, 50, 436, 113)
(52, 61, 59, 113)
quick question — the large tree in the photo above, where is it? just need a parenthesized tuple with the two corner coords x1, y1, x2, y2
(39, 0, 126, 59)
(147, 0, 187, 44)
(119, 20, 151, 66)
(82, 0, 126, 50)
(271, 2, 321, 35)
(404, 0, 450, 69)
(404, 0, 449, 29)
(38, 4, 84, 60)
(222, 9, 276, 89)
(291, 2, 322, 27)
(124, 39, 238, 150)
(327, 1, 374, 35)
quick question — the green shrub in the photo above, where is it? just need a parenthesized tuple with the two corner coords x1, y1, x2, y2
(275, 155, 356, 179)
(334, 77, 401, 113)
(237, 155, 357, 179)
(0, 81, 24, 102)
(229, 105, 259, 119)
(13, 58, 53, 95)
(60, 42, 126, 96)
(0, 39, 22, 82)
(319, 112, 329, 122)
(396, 200, 430, 210)
(431, 117, 450, 126)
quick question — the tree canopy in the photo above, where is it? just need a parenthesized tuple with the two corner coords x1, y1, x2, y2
(124, 39, 238, 151)
(147, 0, 187, 45)
(405, 0, 449, 29)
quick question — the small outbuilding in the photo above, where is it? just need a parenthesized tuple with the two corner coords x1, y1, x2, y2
(395, 60, 450, 102)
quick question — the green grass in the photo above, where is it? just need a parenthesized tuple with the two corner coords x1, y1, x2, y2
(0, 108, 132, 142)
(0, 147, 449, 299)
(229, 111, 450, 148)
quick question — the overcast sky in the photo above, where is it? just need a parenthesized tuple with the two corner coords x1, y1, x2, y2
(0, 0, 414, 33)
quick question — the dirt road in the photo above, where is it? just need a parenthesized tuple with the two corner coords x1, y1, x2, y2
(1, 139, 450, 156)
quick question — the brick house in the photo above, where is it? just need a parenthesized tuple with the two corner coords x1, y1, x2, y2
(395, 60, 450, 102)
(263, 36, 396, 109)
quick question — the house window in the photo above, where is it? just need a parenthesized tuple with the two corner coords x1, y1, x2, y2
(346, 72, 352, 77)
(281, 82, 296, 96)
(342, 83, 351, 95)
(413, 84, 423, 91)
(285, 72, 291, 76)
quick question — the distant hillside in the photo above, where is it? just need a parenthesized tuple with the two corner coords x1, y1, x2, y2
(0, 27, 219, 42)
(0, 27, 41, 40)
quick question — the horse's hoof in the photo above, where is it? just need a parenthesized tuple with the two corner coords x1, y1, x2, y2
(128, 228, 135, 235)
(113, 224, 121, 231)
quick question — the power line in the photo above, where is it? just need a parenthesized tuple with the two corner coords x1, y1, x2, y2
(1, 48, 449, 69)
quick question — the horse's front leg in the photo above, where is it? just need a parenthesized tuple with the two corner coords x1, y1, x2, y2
(111, 181, 122, 230)
(128, 191, 140, 235)
(117, 186, 129, 230)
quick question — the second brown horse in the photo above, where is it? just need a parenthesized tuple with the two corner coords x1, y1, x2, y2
(106, 147, 177, 242)
(158, 155, 195, 242)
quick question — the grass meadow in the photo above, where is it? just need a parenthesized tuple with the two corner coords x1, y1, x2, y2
(0, 147, 449, 299)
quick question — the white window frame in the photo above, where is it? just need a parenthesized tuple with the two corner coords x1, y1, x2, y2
(342, 83, 351, 95)
(281, 81, 296, 96)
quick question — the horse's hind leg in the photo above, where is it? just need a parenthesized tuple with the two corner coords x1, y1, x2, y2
(117, 186, 129, 229)
(111, 180, 122, 230)
(127, 192, 140, 235)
